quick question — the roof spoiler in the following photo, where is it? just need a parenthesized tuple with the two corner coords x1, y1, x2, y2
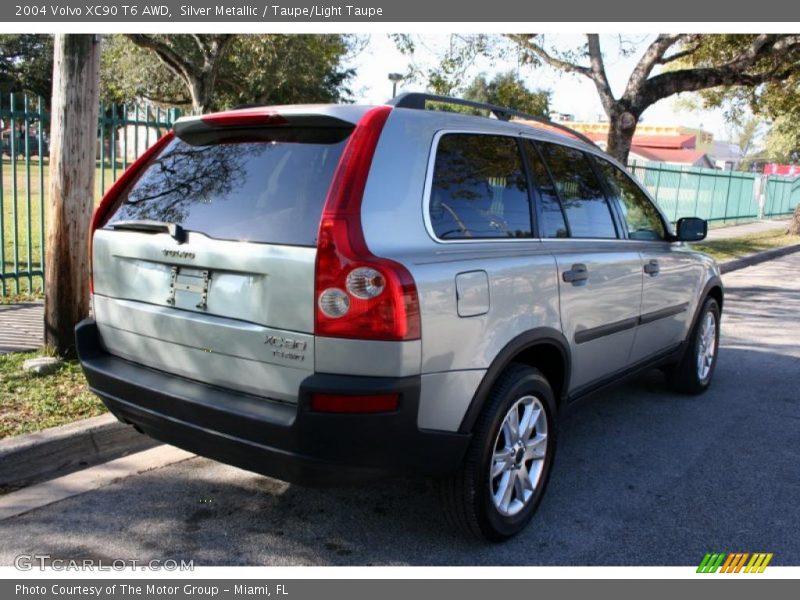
(173, 109, 355, 140)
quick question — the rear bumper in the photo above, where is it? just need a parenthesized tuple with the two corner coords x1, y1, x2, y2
(75, 319, 470, 486)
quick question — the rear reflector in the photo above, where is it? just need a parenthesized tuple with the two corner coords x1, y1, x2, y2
(310, 393, 400, 414)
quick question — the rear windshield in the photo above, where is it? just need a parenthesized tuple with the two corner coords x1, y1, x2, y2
(106, 128, 351, 246)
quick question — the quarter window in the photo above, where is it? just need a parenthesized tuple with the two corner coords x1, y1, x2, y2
(536, 142, 618, 239)
(595, 158, 666, 241)
(430, 134, 532, 239)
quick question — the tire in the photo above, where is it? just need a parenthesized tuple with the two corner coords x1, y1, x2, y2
(666, 297, 720, 395)
(438, 363, 557, 542)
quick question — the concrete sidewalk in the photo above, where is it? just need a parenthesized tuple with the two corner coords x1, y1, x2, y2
(0, 302, 43, 354)
(705, 218, 789, 240)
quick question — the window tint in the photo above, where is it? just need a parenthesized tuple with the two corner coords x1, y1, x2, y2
(107, 129, 350, 247)
(595, 158, 666, 241)
(430, 134, 532, 239)
(522, 141, 568, 238)
(536, 142, 618, 239)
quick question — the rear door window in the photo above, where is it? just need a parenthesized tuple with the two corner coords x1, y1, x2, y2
(429, 134, 533, 240)
(106, 128, 351, 247)
(535, 142, 618, 239)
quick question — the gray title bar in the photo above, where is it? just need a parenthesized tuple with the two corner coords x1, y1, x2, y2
(3, 0, 800, 22)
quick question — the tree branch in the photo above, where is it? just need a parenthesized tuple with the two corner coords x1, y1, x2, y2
(623, 34, 685, 101)
(505, 34, 591, 78)
(125, 34, 193, 82)
(657, 37, 704, 65)
(586, 34, 616, 114)
(640, 62, 796, 108)
(630, 34, 800, 110)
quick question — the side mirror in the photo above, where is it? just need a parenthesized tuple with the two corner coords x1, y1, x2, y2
(675, 217, 707, 242)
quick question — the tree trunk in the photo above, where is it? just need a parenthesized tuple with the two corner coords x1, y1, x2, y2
(788, 204, 800, 236)
(45, 34, 101, 358)
(187, 74, 214, 114)
(605, 110, 638, 165)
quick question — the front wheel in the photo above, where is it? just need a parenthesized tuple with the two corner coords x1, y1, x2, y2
(438, 364, 557, 541)
(666, 297, 720, 394)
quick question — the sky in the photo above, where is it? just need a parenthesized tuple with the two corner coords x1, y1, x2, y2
(348, 34, 732, 140)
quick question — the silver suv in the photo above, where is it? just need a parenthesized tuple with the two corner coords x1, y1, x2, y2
(77, 94, 722, 541)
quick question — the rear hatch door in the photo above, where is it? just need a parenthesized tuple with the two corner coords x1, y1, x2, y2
(91, 108, 360, 402)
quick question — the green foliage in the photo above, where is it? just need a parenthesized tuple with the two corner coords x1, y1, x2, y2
(101, 35, 188, 106)
(393, 34, 503, 96)
(0, 34, 54, 101)
(101, 34, 355, 111)
(674, 35, 800, 133)
(764, 115, 800, 163)
(462, 71, 549, 116)
(217, 35, 355, 107)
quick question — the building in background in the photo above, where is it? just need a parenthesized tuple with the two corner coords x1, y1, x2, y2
(763, 163, 800, 176)
(552, 119, 728, 169)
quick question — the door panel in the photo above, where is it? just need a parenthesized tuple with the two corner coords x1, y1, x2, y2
(632, 245, 705, 361)
(552, 245, 643, 390)
(591, 155, 705, 362)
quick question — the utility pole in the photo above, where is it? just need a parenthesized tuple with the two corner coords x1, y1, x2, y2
(388, 73, 403, 98)
(45, 34, 101, 357)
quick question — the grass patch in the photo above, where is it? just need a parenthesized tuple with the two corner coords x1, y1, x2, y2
(0, 350, 105, 439)
(1, 158, 121, 297)
(691, 229, 800, 262)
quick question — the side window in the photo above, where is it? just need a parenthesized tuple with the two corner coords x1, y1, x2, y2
(536, 142, 618, 239)
(522, 141, 568, 238)
(595, 158, 666, 241)
(430, 134, 532, 239)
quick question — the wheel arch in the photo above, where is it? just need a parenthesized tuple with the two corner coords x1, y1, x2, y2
(693, 275, 724, 330)
(458, 327, 570, 434)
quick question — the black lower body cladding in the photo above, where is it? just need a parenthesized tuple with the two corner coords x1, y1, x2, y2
(75, 319, 470, 486)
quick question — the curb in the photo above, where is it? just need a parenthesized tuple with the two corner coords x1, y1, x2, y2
(719, 242, 800, 274)
(0, 413, 159, 492)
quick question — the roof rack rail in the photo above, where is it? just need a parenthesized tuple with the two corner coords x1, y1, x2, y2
(386, 92, 596, 147)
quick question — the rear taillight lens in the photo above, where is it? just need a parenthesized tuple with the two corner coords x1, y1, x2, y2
(314, 106, 421, 341)
(88, 130, 175, 293)
(310, 392, 400, 414)
(346, 267, 385, 300)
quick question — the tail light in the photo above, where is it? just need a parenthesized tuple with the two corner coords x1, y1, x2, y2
(88, 131, 175, 293)
(314, 106, 421, 341)
(310, 392, 400, 414)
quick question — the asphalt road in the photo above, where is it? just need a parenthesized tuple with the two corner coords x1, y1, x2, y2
(2, 253, 799, 566)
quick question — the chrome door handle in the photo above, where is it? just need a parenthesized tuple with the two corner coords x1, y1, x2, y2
(562, 263, 589, 285)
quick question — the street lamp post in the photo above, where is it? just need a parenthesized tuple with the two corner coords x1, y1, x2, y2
(388, 73, 403, 98)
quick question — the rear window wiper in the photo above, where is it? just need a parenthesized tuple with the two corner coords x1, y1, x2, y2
(110, 220, 187, 244)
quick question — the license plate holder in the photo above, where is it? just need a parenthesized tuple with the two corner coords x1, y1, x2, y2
(166, 267, 212, 310)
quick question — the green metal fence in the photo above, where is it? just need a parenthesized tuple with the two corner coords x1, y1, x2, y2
(1, 92, 179, 296)
(763, 174, 800, 217)
(628, 161, 762, 224)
